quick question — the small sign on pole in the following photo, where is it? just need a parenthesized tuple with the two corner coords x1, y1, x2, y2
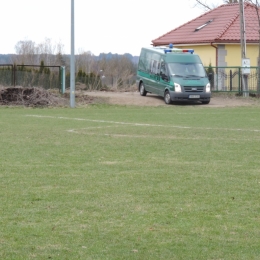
(242, 58, 250, 75)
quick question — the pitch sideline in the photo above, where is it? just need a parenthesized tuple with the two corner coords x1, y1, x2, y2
(25, 115, 260, 133)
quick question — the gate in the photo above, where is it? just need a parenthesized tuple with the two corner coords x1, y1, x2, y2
(205, 66, 260, 94)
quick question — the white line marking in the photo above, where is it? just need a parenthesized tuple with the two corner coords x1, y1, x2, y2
(25, 115, 190, 128)
(25, 115, 260, 133)
(67, 125, 121, 134)
(63, 130, 260, 141)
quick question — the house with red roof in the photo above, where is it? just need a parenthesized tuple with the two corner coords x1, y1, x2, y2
(152, 2, 260, 68)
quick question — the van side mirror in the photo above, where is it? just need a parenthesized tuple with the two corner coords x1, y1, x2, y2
(161, 73, 169, 81)
(208, 73, 213, 81)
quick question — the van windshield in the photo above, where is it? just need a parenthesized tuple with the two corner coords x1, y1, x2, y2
(168, 63, 207, 78)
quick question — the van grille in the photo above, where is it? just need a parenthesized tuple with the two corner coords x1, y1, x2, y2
(183, 86, 204, 92)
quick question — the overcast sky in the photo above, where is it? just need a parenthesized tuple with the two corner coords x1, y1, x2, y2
(0, 0, 224, 56)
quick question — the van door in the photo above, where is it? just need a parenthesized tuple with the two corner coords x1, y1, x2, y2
(138, 49, 153, 92)
(149, 59, 161, 94)
(157, 60, 170, 97)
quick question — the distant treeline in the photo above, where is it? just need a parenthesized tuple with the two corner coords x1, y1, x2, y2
(0, 53, 139, 65)
(0, 52, 139, 90)
(0, 39, 139, 90)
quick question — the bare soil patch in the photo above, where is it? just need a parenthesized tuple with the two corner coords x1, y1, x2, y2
(85, 91, 260, 108)
(1, 87, 260, 108)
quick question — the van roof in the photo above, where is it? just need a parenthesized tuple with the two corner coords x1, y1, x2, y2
(142, 46, 194, 55)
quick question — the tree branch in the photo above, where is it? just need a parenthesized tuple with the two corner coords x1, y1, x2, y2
(194, 0, 212, 10)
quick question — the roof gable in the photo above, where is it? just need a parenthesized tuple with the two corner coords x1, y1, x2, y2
(152, 3, 260, 46)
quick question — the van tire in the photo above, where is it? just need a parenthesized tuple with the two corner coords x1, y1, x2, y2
(164, 91, 172, 104)
(202, 100, 210, 104)
(140, 83, 147, 96)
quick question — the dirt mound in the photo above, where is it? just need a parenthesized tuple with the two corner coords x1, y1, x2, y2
(0, 87, 107, 107)
(0, 87, 69, 107)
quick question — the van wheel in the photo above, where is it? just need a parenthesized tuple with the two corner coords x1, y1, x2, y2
(140, 83, 147, 96)
(202, 100, 210, 104)
(164, 91, 172, 104)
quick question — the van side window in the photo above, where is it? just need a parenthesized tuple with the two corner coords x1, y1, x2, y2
(138, 50, 146, 71)
(144, 52, 152, 72)
(137, 50, 152, 73)
(149, 53, 161, 75)
(160, 61, 169, 81)
(150, 60, 158, 74)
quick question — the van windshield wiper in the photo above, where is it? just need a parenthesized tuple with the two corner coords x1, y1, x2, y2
(185, 74, 205, 78)
(171, 74, 183, 77)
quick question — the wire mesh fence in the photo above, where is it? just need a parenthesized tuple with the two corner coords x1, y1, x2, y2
(0, 65, 14, 87)
(0, 64, 61, 90)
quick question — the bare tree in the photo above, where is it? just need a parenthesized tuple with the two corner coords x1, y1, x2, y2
(76, 49, 96, 74)
(105, 56, 135, 90)
(193, 0, 238, 10)
(75, 50, 103, 90)
(13, 38, 66, 66)
(38, 38, 58, 66)
(13, 40, 37, 64)
(12, 39, 137, 90)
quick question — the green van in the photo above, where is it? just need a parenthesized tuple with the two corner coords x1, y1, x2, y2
(136, 45, 211, 104)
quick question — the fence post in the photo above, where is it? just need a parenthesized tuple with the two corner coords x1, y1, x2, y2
(238, 68, 241, 94)
(230, 70, 232, 91)
(60, 66, 66, 94)
(13, 65, 16, 87)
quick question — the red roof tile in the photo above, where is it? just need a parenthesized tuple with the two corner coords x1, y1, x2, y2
(152, 3, 260, 46)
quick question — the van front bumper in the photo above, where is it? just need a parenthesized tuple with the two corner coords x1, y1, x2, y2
(170, 91, 211, 102)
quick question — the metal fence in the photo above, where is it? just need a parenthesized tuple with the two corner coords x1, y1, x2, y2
(205, 66, 260, 94)
(0, 64, 63, 90)
(1, 64, 260, 94)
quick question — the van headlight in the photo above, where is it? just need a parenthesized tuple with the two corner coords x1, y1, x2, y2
(205, 83, 211, 93)
(174, 83, 182, 93)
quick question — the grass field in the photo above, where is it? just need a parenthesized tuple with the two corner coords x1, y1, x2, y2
(1, 103, 260, 259)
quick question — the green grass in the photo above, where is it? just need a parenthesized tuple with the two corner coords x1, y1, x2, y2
(1, 103, 260, 259)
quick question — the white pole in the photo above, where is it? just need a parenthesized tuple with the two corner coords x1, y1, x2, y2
(70, 0, 75, 107)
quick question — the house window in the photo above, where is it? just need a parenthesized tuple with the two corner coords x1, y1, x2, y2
(194, 19, 213, 32)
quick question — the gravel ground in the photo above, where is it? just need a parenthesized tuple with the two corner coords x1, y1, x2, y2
(85, 91, 260, 107)
(2, 86, 259, 107)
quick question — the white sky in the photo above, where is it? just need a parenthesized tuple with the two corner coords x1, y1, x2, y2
(0, 0, 224, 56)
